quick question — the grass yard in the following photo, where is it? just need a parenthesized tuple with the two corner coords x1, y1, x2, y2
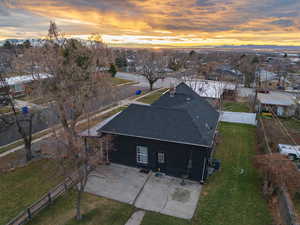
(281, 118, 300, 133)
(0, 159, 63, 225)
(28, 191, 134, 225)
(0, 106, 15, 114)
(137, 88, 169, 104)
(111, 77, 133, 86)
(141, 123, 272, 225)
(222, 101, 250, 113)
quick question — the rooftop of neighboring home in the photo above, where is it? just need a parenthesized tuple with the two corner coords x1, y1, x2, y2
(258, 91, 296, 106)
(256, 70, 278, 82)
(185, 80, 236, 99)
(98, 82, 220, 147)
(3, 73, 50, 86)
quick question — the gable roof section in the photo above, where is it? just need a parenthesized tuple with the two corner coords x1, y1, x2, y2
(100, 82, 219, 147)
(100, 104, 209, 146)
(152, 82, 219, 137)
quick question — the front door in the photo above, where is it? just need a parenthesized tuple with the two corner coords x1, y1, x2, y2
(156, 152, 166, 173)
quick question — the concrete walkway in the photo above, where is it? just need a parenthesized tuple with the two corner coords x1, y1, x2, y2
(125, 211, 145, 225)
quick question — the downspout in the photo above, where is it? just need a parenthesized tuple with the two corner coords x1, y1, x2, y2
(200, 157, 207, 184)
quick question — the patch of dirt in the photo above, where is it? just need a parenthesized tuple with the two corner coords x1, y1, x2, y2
(0, 151, 26, 172)
(268, 195, 285, 225)
(258, 118, 300, 153)
(171, 188, 191, 203)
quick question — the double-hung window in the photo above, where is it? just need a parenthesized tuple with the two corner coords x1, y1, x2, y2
(157, 152, 165, 164)
(136, 146, 148, 164)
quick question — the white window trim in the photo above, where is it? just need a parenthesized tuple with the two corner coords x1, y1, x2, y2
(136, 146, 148, 164)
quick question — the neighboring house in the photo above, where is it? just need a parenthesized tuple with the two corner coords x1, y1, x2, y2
(261, 78, 291, 90)
(256, 70, 291, 90)
(3, 74, 49, 97)
(257, 91, 296, 117)
(213, 65, 242, 82)
(82, 83, 220, 182)
(185, 80, 237, 104)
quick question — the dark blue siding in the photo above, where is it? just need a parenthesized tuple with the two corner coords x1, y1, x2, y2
(109, 135, 211, 181)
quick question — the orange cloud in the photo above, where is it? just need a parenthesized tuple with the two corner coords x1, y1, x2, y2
(2, 0, 300, 46)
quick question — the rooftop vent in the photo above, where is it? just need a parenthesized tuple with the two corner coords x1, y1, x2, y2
(170, 83, 176, 97)
(205, 122, 212, 131)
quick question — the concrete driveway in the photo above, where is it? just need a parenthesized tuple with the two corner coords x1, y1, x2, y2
(85, 164, 202, 219)
(85, 164, 149, 204)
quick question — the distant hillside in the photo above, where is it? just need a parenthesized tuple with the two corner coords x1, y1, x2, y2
(1, 39, 300, 52)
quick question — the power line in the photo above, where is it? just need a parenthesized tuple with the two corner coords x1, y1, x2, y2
(259, 116, 272, 154)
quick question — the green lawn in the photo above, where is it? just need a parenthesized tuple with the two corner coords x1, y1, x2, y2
(0, 160, 63, 225)
(28, 191, 134, 225)
(111, 77, 133, 86)
(141, 123, 272, 225)
(137, 89, 169, 104)
(222, 101, 249, 113)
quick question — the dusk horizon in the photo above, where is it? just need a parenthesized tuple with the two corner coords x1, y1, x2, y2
(1, 0, 300, 47)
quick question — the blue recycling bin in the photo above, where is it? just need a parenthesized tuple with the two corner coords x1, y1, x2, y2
(22, 106, 29, 115)
(213, 160, 221, 170)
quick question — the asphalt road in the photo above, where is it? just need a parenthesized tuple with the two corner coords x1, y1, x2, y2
(116, 72, 179, 89)
(0, 84, 147, 146)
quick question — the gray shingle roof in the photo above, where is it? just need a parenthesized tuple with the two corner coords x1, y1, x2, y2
(100, 82, 219, 147)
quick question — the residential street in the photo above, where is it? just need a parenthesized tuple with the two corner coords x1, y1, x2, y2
(116, 72, 179, 88)
(0, 84, 147, 146)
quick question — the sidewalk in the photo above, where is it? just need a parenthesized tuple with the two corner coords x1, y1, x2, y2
(14, 99, 45, 110)
(0, 88, 164, 158)
(125, 211, 145, 225)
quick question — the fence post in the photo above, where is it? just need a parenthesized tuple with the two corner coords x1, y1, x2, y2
(27, 208, 32, 220)
(48, 192, 52, 204)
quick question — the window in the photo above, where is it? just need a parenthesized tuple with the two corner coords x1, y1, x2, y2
(157, 152, 165, 163)
(14, 84, 25, 93)
(136, 146, 148, 164)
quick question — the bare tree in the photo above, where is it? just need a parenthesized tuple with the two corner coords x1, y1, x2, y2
(255, 153, 300, 198)
(0, 46, 40, 162)
(23, 21, 114, 220)
(0, 75, 35, 162)
(137, 50, 168, 91)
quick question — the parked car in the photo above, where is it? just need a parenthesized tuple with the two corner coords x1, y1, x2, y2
(278, 144, 300, 160)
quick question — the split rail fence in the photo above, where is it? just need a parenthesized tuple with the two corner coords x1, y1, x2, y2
(6, 175, 77, 225)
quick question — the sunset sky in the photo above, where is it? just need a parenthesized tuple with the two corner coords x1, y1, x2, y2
(1, 0, 300, 47)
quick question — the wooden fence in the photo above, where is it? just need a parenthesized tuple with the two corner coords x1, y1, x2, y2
(6, 176, 76, 225)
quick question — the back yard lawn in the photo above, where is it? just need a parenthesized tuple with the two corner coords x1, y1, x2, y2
(141, 123, 272, 225)
(28, 191, 134, 225)
(0, 160, 63, 225)
(222, 101, 250, 113)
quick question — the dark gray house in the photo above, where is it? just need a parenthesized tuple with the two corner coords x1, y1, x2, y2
(97, 83, 219, 182)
